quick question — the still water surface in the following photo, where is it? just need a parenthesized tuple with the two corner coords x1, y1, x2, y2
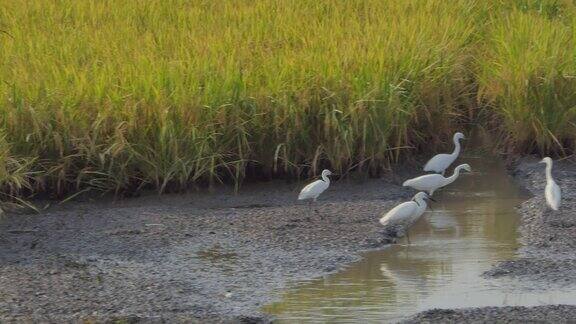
(264, 149, 576, 323)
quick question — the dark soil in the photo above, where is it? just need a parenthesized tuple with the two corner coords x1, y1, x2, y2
(3, 156, 576, 323)
(403, 305, 576, 323)
(0, 177, 410, 323)
(484, 157, 576, 284)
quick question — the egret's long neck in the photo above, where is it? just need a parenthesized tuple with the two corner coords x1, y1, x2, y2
(322, 173, 330, 184)
(545, 162, 554, 183)
(444, 167, 462, 185)
(415, 197, 427, 211)
(451, 138, 461, 157)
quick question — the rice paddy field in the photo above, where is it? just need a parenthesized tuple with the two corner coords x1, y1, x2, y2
(1, 0, 576, 201)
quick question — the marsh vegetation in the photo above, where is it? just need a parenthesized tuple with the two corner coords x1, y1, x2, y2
(1, 0, 575, 200)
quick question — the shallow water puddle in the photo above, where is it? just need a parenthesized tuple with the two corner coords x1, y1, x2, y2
(263, 151, 576, 322)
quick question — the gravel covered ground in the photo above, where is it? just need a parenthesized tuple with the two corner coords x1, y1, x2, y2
(2, 157, 576, 323)
(405, 305, 576, 323)
(485, 157, 576, 283)
(0, 177, 410, 323)
(405, 156, 576, 323)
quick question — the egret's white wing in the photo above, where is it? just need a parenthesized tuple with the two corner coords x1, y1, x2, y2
(424, 153, 455, 173)
(298, 179, 328, 200)
(403, 174, 444, 191)
(380, 201, 418, 227)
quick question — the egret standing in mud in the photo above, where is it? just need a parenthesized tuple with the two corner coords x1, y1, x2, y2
(403, 164, 472, 196)
(298, 169, 333, 217)
(424, 132, 465, 175)
(540, 157, 561, 211)
(379, 192, 433, 243)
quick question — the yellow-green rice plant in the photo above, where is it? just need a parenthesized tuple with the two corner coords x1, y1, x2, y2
(0, 0, 485, 198)
(477, 5, 576, 154)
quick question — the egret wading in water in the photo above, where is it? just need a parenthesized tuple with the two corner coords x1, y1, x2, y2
(379, 192, 433, 243)
(403, 164, 472, 196)
(298, 169, 333, 218)
(424, 132, 465, 175)
(540, 157, 561, 211)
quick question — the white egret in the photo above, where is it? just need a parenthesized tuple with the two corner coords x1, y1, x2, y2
(424, 132, 465, 175)
(379, 192, 433, 242)
(403, 163, 471, 196)
(540, 157, 561, 211)
(298, 169, 333, 216)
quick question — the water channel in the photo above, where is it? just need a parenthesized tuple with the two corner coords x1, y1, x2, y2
(264, 141, 576, 322)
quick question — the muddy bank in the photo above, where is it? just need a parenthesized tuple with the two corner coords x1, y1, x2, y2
(404, 156, 576, 323)
(3, 156, 575, 323)
(485, 156, 576, 283)
(404, 305, 576, 323)
(0, 177, 410, 322)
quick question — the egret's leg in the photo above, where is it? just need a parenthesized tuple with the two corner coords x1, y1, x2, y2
(543, 205, 553, 222)
(313, 198, 325, 221)
(406, 231, 411, 244)
(306, 200, 313, 221)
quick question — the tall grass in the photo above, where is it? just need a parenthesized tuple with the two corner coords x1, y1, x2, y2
(477, 0, 576, 155)
(0, 0, 480, 198)
(0, 0, 575, 200)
